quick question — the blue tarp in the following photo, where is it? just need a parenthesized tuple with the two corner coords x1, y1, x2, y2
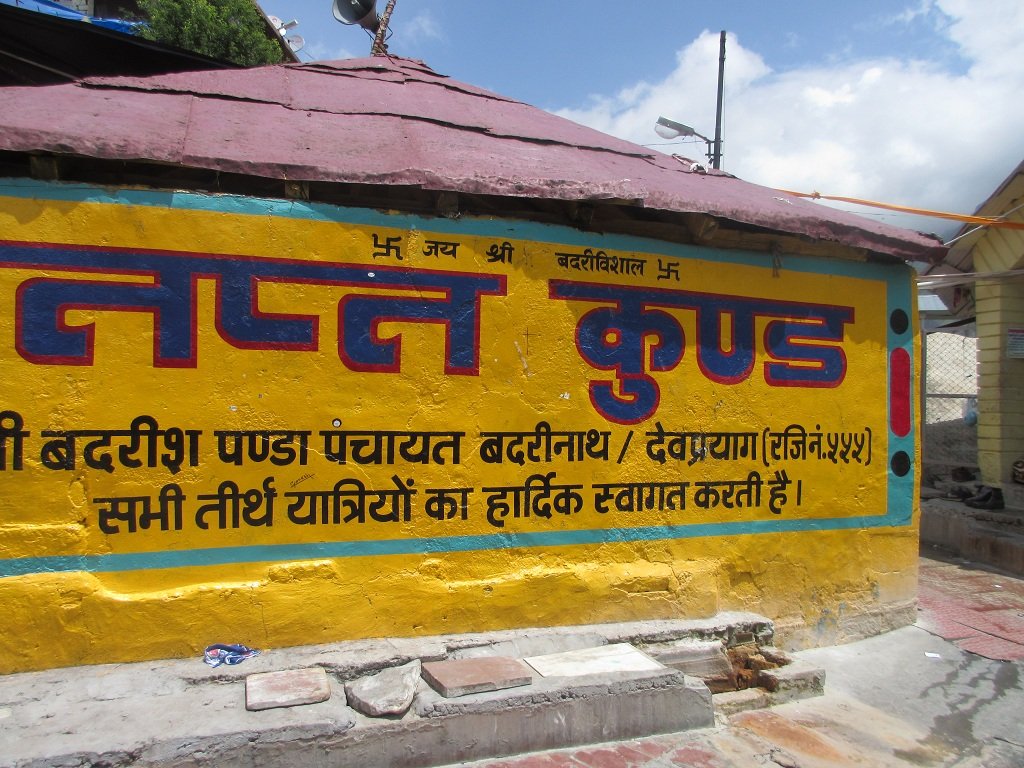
(0, 0, 143, 35)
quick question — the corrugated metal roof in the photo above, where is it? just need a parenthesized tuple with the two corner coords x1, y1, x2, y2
(0, 55, 944, 262)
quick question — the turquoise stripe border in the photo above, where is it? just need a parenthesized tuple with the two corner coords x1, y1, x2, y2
(0, 515, 899, 578)
(0, 179, 918, 578)
(887, 262, 917, 526)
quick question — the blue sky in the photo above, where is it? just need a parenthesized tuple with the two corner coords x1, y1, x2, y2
(262, 1, 1023, 237)
(262, 1, 967, 107)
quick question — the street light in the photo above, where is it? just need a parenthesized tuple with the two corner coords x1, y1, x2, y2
(655, 30, 727, 169)
(655, 116, 716, 166)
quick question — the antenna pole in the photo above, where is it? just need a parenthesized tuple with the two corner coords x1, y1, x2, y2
(712, 30, 726, 169)
(371, 0, 397, 55)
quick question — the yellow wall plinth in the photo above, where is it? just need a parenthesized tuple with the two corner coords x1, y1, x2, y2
(0, 181, 920, 672)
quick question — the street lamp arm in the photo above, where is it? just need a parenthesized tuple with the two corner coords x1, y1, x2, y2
(654, 32, 725, 169)
(655, 116, 715, 165)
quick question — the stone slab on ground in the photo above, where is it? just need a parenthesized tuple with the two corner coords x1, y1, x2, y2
(757, 660, 825, 701)
(345, 659, 421, 716)
(523, 643, 664, 677)
(421, 656, 533, 698)
(714, 686, 773, 715)
(647, 638, 733, 677)
(245, 667, 332, 711)
(450, 632, 607, 660)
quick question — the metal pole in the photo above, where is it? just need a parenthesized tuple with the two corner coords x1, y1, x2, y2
(371, 0, 397, 56)
(712, 30, 726, 169)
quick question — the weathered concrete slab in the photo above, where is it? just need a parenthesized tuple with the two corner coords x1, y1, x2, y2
(921, 498, 1024, 575)
(714, 687, 773, 715)
(245, 667, 332, 711)
(404, 667, 714, 766)
(647, 638, 733, 678)
(450, 632, 608, 660)
(0, 614, 763, 768)
(524, 643, 663, 677)
(651, 638, 741, 696)
(421, 656, 533, 697)
(758, 660, 826, 702)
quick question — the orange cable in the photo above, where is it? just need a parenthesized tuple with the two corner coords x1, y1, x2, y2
(776, 189, 1024, 230)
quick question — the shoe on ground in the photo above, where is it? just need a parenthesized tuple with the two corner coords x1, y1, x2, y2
(965, 487, 1004, 510)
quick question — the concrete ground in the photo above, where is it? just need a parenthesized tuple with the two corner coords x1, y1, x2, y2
(455, 548, 1024, 768)
(1, 549, 1022, 767)
(920, 494, 1024, 576)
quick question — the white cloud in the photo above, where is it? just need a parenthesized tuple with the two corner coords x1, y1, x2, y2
(555, 5, 1024, 238)
(886, 0, 937, 26)
(399, 11, 443, 46)
(303, 40, 359, 62)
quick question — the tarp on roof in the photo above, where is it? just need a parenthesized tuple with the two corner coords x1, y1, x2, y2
(0, 0, 141, 34)
(0, 1, 233, 85)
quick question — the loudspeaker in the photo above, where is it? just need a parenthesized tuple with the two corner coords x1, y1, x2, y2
(332, 0, 379, 31)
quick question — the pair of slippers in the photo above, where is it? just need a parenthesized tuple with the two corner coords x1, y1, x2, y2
(964, 486, 1005, 510)
(945, 485, 1005, 509)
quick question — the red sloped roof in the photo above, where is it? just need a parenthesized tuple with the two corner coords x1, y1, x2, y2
(0, 55, 944, 262)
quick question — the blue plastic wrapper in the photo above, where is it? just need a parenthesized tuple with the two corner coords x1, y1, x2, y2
(203, 643, 261, 668)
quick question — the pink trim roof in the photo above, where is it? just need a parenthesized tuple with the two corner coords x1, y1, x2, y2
(0, 56, 943, 261)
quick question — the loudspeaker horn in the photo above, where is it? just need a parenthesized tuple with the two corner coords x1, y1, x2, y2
(332, 0, 380, 31)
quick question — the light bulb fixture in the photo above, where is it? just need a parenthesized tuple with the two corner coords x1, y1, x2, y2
(655, 115, 716, 167)
(655, 116, 700, 141)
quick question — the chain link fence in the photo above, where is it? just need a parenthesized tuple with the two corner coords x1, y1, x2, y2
(923, 328, 978, 473)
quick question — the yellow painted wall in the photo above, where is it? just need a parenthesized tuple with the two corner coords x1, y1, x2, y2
(0, 181, 920, 672)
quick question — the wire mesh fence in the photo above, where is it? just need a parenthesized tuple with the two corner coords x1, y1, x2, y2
(923, 329, 978, 471)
